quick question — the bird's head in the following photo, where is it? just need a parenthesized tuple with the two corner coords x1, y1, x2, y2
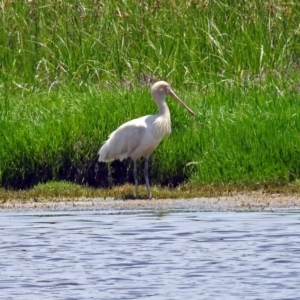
(151, 81, 170, 97)
(151, 81, 195, 116)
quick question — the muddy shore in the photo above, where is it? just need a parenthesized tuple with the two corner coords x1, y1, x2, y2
(1, 191, 300, 211)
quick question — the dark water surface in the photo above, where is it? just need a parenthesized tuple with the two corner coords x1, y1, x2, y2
(1, 208, 300, 300)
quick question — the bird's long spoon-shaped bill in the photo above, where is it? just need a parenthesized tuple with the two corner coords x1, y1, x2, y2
(168, 88, 195, 116)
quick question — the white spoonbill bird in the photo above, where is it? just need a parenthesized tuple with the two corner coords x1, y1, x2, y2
(98, 81, 195, 199)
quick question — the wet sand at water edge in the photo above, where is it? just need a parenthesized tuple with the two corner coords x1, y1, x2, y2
(1, 191, 300, 211)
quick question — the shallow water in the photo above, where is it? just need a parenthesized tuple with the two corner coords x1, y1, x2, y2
(1, 208, 300, 300)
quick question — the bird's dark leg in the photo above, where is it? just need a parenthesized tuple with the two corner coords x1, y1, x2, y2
(107, 162, 113, 188)
(133, 160, 139, 198)
(144, 157, 151, 199)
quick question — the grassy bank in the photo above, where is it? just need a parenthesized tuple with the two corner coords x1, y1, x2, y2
(2, 83, 300, 191)
(1, 0, 300, 194)
(2, 180, 300, 202)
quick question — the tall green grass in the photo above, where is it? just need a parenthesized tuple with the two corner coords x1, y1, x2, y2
(1, 0, 300, 189)
(1, 0, 299, 92)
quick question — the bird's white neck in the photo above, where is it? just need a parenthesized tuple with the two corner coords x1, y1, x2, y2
(151, 91, 170, 116)
(156, 99, 170, 117)
(151, 90, 172, 137)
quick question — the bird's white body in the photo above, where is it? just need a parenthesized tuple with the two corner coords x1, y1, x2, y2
(98, 81, 195, 199)
(99, 108, 171, 162)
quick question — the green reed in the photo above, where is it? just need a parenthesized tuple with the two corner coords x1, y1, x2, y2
(1, 0, 299, 92)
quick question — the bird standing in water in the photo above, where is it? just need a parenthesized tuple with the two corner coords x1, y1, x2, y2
(98, 81, 195, 199)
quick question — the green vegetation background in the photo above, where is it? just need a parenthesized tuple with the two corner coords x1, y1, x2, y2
(1, 0, 300, 190)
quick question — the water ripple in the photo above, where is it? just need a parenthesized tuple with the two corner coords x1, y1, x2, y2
(0, 210, 300, 299)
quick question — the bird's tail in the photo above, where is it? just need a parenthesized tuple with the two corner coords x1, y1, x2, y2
(98, 142, 108, 162)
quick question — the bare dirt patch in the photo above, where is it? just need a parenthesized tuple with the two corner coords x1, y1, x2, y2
(1, 191, 300, 211)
